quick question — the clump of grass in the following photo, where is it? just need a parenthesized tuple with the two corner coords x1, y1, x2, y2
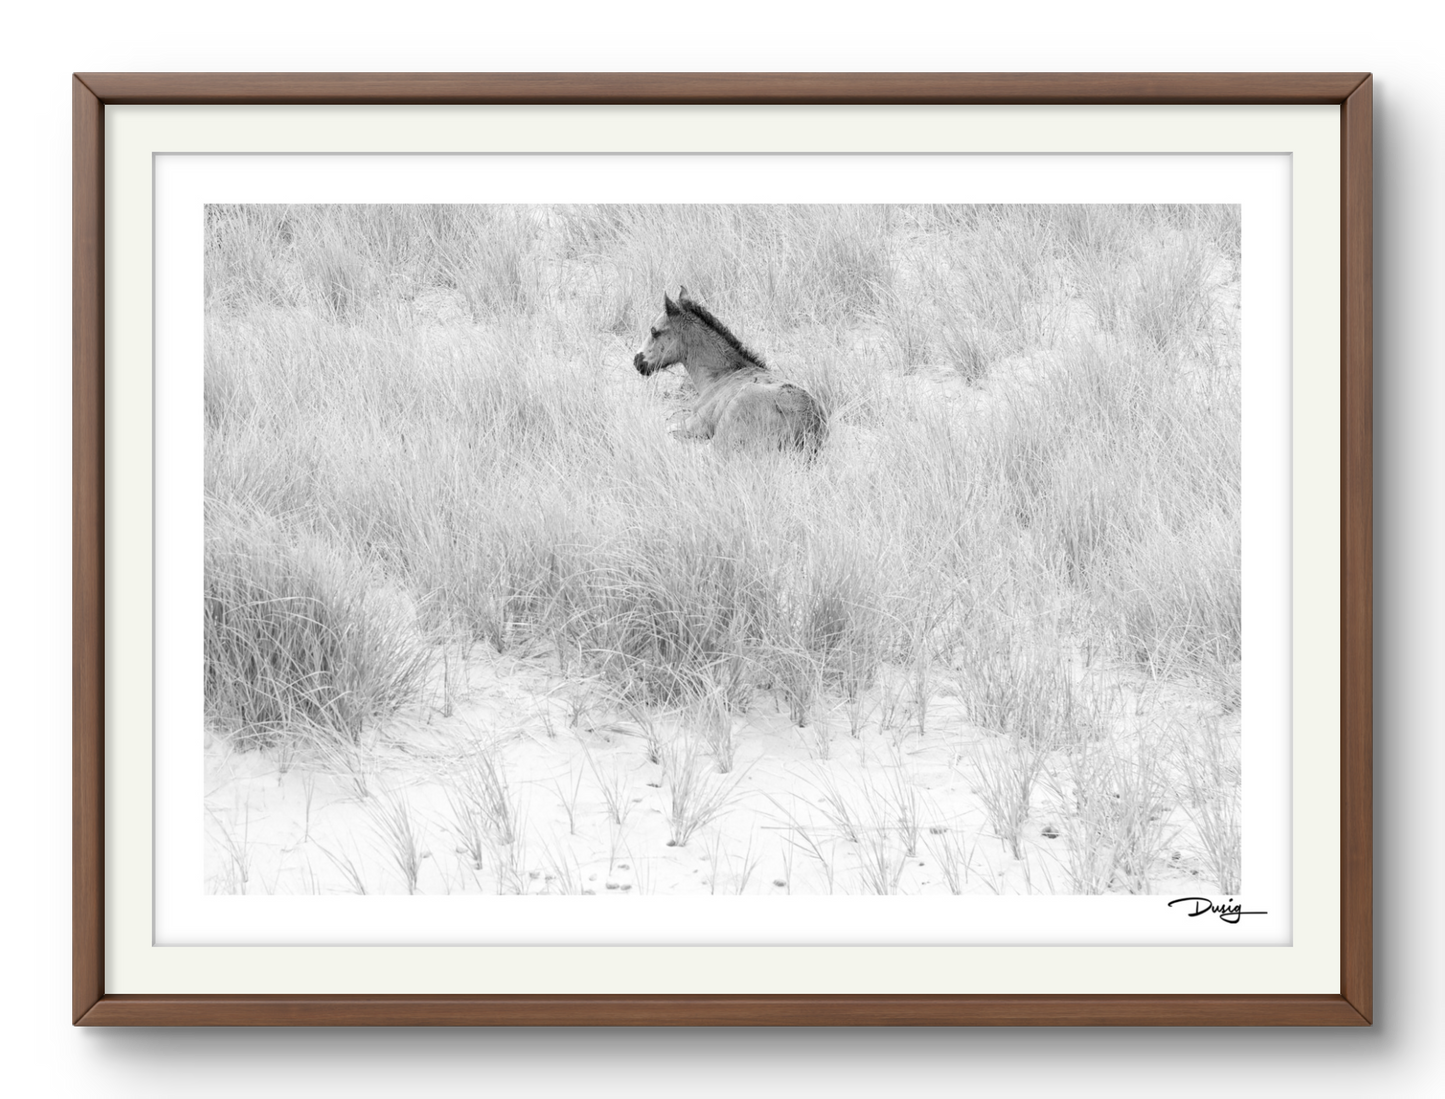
(552, 765, 585, 835)
(958, 618, 1077, 744)
(1052, 204, 1135, 264)
(206, 802, 252, 895)
(801, 710, 835, 761)
(447, 739, 521, 879)
(919, 256, 994, 383)
(763, 796, 839, 895)
(454, 742, 519, 845)
(857, 824, 908, 895)
(1044, 726, 1179, 894)
(764, 641, 828, 730)
(447, 784, 488, 872)
(689, 672, 739, 773)
(301, 233, 372, 321)
(204, 506, 430, 746)
(876, 284, 933, 372)
(1127, 234, 1216, 355)
(537, 838, 584, 895)
(1097, 732, 1177, 894)
(760, 533, 889, 726)
(924, 823, 976, 895)
(491, 832, 529, 895)
(967, 730, 1053, 861)
(205, 204, 299, 313)
(585, 751, 636, 827)
(938, 317, 996, 384)
(930, 206, 1069, 372)
(881, 754, 922, 858)
(1176, 720, 1242, 893)
(311, 726, 375, 800)
(1201, 204, 1242, 280)
(801, 768, 863, 844)
(432, 206, 540, 318)
(1041, 736, 1120, 894)
(868, 673, 914, 742)
(659, 736, 746, 848)
(364, 787, 424, 894)
(1103, 513, 1242, 681)
(562, 515, 772, 707)
(788, 205, 897, 324)
(615, 695, 665, 765)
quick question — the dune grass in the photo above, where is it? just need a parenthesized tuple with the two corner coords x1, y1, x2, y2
(204, 202, 1242, 893)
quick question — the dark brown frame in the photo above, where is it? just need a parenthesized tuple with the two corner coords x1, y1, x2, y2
(72, 72, 1373, 1027)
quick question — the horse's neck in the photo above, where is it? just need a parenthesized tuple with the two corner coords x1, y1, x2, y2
(683, 334, 764, 393)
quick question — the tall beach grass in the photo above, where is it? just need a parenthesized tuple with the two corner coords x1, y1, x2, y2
(205, 203, 1241, 761)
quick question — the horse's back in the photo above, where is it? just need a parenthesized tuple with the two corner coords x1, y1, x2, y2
(715, 377, 827, 456)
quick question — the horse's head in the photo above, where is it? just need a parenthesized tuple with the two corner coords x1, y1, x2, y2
(633, 291, 688, 376)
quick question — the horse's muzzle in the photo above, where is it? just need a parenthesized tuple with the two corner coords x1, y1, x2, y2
(633, 353, 656, 376)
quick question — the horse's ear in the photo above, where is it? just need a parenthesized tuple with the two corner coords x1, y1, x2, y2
(663, 294, 680, 317)
(678, 284, 691, 302)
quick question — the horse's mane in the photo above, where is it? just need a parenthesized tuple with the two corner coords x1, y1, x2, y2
(680, 298, 767, 369)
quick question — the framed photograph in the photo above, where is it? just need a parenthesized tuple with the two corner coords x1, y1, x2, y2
(73, 73, 1372, 1026)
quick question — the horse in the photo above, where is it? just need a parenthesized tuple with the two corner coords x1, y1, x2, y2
(633, 287, 827, 456)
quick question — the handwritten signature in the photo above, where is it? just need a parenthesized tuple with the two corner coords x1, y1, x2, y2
(1167, 897, 1268, 924)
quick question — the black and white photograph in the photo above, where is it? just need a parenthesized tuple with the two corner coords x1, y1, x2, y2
(202, 201, 1244, 902)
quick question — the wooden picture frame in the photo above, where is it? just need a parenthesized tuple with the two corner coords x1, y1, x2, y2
(72, 72, 1372, 1026)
